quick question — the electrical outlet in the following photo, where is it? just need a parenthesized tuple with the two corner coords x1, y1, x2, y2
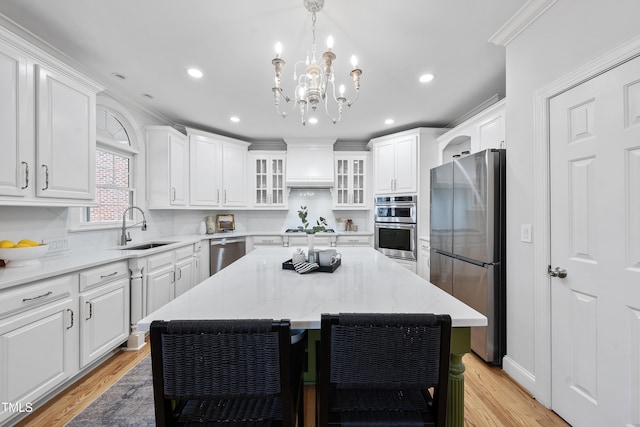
(43, 237, 70, 253)
(520, 224, 532, 243)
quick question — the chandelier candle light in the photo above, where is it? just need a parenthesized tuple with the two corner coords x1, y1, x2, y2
(271, 0, 362, 125)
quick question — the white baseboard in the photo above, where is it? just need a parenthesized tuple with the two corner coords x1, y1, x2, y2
(502, 355, 538, 399)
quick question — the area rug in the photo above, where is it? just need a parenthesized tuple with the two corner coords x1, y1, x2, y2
(66, 354, 155, 426)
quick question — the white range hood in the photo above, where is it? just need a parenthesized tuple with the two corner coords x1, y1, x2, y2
(284, 139, 336, 188)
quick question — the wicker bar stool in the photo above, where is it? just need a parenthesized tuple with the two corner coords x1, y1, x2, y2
(150, 319, 306, 427)
(316, 313, 452, 427)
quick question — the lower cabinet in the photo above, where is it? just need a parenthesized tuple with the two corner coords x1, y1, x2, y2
(145, 245, 195, 315)
(418, 238, 430, 280)
(0, 274, 78, 425)
(335, 234, 372, 247)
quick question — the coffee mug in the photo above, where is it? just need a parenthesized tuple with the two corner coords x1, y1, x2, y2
(318, 249, 338, 267)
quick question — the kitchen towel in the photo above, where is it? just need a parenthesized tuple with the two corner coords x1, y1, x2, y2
(293, 260, 319, 274)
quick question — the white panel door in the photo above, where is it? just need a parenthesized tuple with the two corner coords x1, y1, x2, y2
(35, 65, 95, 200)
(222, 142, 247, 207)
(393, 135, 417, 193)
(549, 55, 640, 426)
(0, 42, 28, 198)
(189, 136, 220, 206)
(169, 133, 187, 206)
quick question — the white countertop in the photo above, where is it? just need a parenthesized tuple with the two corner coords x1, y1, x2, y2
(0, 231, 373, 290)
(137, 246, 486, 330)
(0, 235, 204, 290)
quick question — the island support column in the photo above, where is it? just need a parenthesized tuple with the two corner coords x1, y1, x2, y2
(447, 327, 470, 427)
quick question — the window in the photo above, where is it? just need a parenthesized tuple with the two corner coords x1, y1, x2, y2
(71, 107, 138, 230)
(87, 148, 133, 222)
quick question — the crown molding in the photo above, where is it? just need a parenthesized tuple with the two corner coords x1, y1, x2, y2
(489, 0, 558, 46)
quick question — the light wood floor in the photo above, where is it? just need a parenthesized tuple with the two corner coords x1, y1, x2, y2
(15, 344, 569, 427)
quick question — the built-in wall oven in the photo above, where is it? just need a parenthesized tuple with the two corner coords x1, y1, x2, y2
(374, 195, 417, 261)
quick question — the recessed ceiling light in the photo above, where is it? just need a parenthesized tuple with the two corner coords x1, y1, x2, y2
(141, 93, 154, 99)
(111, 72, 127, 80)
(419, 73, 435, 83)
(308, 117, 318, 124)
(385, 119, 394, 125)
(230, 116, 240, 123)
(187, 68, 203, 78)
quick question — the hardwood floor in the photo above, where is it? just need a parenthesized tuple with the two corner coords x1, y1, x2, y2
(15, 346, 569, 427)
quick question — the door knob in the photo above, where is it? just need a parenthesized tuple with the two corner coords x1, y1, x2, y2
(548, 265, 568, 278)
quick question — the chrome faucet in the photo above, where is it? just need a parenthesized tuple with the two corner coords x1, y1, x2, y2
(120, 206, 147, 246)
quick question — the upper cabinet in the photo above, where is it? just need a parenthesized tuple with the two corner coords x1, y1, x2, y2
(437, 99, 505, 164)
(249, 151, 287, 209)
(147, 127, 250, 209)
(186, 128, 249, 209)
(334, 152, 370, 209)
(0, 27, 102, 206)
(146, 126, 189, 208)
(370, 130, 419, 195)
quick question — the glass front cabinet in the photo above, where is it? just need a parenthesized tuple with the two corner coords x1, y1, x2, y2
(250, 152, 287, 208)
(333, 153, 369, 209)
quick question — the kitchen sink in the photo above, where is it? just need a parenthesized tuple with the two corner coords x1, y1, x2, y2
(122, 242, 176, 250)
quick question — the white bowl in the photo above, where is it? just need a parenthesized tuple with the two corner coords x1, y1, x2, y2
(0, 244, 49, 268)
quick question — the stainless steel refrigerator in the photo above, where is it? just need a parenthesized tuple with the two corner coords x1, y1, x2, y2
(430, 149, 506, 365)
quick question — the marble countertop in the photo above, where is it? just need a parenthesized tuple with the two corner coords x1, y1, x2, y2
(137, 246, 487, 330)
(0, 235, 203, 290)
(0, 231, 373, 290)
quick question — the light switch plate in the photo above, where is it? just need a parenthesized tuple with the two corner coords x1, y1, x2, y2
(520, 224, 532, 243)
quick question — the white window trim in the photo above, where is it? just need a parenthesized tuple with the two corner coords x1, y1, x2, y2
(69, 108, 141, 232)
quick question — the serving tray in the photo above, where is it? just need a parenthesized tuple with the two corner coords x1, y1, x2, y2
(282, 257, 341, 273)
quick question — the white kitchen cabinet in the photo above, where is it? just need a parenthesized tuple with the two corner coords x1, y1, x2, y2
(437, 99, 506, 164)
(284, 234, 335, 248)
(222, 141, 249, 207)
(417, 238, 430, 280)
(370, 131, 418, 195)
(0, 274, 78, 426)
(334, 153, 369, 208)
(0, 39, 29, 198)
(250, 151, 287, 208)
(78, 261, 129, 368)
(143, 245, 196, 315)
(0, 28, 101, 206)
(174, 255, 194, 298)
(186, 128, 250, 208)
(189, 134, 220, 207)
(193, 240, 210, 285)
(35, 65, 96, 201)
(335, 234, 372, 247)
(247, 235, 284, 252)
(146, 126, 189, 208)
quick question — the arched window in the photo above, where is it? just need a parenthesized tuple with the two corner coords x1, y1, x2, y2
(72, 106, 139, 229)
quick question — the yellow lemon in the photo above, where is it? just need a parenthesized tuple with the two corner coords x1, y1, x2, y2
(0, 240, 16, 248)
(15, 243, 31, 248)
(18, 239, 40, 247)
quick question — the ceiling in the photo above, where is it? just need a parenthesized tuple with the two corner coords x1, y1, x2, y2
(0, 0, 524, 144)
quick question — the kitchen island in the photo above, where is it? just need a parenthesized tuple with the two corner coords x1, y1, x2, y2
(138, 246, 486, 427)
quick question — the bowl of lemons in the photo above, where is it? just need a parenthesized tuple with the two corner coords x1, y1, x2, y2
(0, 239, 49, 268)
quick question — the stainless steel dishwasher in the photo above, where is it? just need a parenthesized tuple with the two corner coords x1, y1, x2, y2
(210, 237, 246, 275)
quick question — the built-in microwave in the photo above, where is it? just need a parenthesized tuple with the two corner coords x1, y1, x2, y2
(373, 195, 417, 223)
(374, 195, 417, 260)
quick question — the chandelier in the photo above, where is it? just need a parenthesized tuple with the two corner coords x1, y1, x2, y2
(271, 0, 362, 126)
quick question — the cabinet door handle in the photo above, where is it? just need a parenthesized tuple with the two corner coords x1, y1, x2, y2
(224, 190, 227, 204)
(177, 268, 182, 280)
(172, 270, 176, 283)
(41, 164, 49, 191)
(217, 189, 220, 204)
(67, 309, 74, 329)
(21, 161, 29, 189)
(100, 271, 118, 278)
(171, 187, 176, 201)
(22, 291, 53, 302)
(86, 302, 93, 320)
